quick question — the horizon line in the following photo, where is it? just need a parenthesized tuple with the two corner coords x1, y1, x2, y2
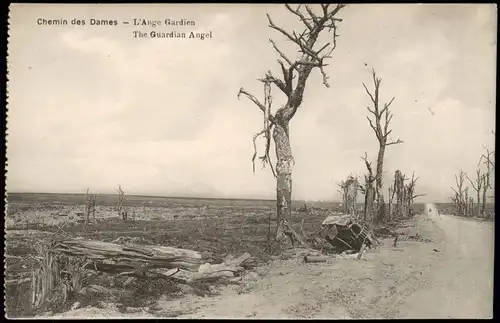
(6, 191, 451, 204)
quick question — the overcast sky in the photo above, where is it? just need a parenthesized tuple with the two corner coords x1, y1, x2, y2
(7, 4, 497, 202)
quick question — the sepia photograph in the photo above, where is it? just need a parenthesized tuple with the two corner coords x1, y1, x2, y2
(5, 3, 495, 319)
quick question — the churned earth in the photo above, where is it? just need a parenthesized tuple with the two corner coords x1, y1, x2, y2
(48, 204, 494, 319)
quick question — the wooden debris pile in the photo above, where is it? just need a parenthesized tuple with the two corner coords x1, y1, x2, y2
(52, 239, 253, 284)
(318, 214, 376, 253)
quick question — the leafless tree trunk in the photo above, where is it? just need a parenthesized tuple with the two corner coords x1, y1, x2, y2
(361, 153, 376, 222)
(387, 185, 395, 222)
(117, 184, 126, 220)
(347, 177, 359, 217)
(238, 4, 346, 244)
(84, 189, 97, 231)
(451, 170, 467, 216)
(464, 187, 470, 216)
(338, 175, 358, 215)
(393, 170, 406, 218)
(92, 196, 96, 222)
(469, 197, 474, 217)
(337, 180, 349, 215)
(362, 69, 403, 225)
(84, 189, 90, 230)
(479, 146, 494, 218)
(466, 169, 483, 217)
(405, 172, 424, 216)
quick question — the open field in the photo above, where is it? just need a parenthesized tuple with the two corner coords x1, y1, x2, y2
(5, 193, 349, 317)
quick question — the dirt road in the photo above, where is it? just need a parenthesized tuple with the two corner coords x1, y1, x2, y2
(51, 206, 494, 319)
(397, 204, 494, 318)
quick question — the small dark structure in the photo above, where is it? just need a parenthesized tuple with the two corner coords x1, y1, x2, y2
(319, 214, 374, 252)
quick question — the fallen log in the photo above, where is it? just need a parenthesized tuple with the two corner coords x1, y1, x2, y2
(54, 239, 203, 272)
(303, 255, 332, 263)
(51, 239, 254, 285)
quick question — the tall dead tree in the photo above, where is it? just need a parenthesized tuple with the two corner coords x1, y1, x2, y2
(84, 189, 97, 231)
(479, 146, 494, 218)
(481, 131, 495, 170)
(337, 180, 349, 214)
(117, 184, 126, 220)
(451, 170, 467, 216)
(362, 69, 403, 225)
(346, 176, 359, 217)
(466, 169, 483, 217)
(360, 152, 376, 222)
(393, 170, 406, 218)
(337, 175, 358, 215)
(469, 197, 474, 218)
(464, 187, 469, 216)
(404, 172, 425, 216)
(238, 4, 346, 243)
(387, 186, 394, 222)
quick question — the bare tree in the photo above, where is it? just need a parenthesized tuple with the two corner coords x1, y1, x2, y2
(360, 152, 376, 222)
(466, 169, 483, 217)
(393, 170, 407, 218)
(337, 180, 349, 214)
(451, 170, 468, 216)
(469, 197, 474, 218)
(362, 69, 403, 224)
(480, 131, 495, 170)
(337, 175, 358, 215)
(387, 185, 394, 222)
(84, 189, 97, 231)
(117, 184, 127, 220)
(84, 188, 90, 230)
(404, 172, 425, 216)
(479, 146, 494, 218)
(238, 4, 346, 244)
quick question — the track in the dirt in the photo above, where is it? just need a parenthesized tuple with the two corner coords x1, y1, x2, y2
(395, 204, 494, 319)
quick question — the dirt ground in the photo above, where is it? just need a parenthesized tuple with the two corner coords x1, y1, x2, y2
(48, 203, 493, 319)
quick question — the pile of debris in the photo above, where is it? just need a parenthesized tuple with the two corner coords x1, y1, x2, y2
(27, 238, 257, 313)
(318, 213, 376, 253)
(51, 238, 253, 284)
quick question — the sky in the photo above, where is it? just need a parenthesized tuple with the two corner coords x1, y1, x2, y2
(6, 4, 497, 202)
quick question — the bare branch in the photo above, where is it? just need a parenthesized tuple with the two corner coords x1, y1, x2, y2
(366, 116, 378, 136)
(379, 97, 395, 118)
(260, 71, 289, 96)
(269, 39, 296, 68)
(361, 152, 374, 179)
(386, 112, 394, 125)
(251, 129, 267, 173)
(319, 65, 331, 88)
(479, 145, 495, 169)
(304, 5, 321, 26)
(237, 88, 276, 124)
(267, 13, 300, 45)
(366, 105, 376, 116)
(385, 139, 404, 146)
(362, 83, 376, 104)
(382, 129, 393, 139)
(284, 4, 313, 31)
(316, 42, 331, 55)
